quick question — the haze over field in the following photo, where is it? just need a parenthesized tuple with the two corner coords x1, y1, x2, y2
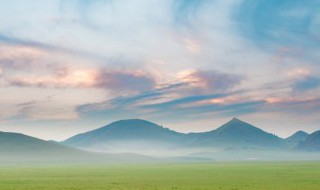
(0, 118, 319, 162)
(61, 118, 320, 161)
(0, 0, 319, 142)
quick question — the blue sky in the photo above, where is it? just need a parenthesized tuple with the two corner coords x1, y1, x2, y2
(0, 0, 319, 140)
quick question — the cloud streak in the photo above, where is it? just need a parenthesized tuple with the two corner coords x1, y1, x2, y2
(0, 0, 319, 139)
(172, 0, 207, 26)
(177, 70, 243, 93)
(5, 68, 155, 92)
(235, 0, 320, 49)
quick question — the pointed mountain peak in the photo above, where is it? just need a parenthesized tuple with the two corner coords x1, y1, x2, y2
(226, 117, 250, 126)
(215, 118, 262, 133)
(229, 117, 243, 123)
(208, 118, 282, 148)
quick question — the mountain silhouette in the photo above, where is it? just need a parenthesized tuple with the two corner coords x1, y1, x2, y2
(63, 118, 286, 155)
(285, 131, 309, 148)
(2, 118, 319, 162)
(0, 131, 152, 162)
(298, 130, 320, 151)
(63, 119, 185, 155)
(187, 118, 284, 149)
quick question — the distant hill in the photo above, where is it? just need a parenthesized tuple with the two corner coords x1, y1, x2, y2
(63, 118, 287, 155)
(0, 131, 152, 163)
(63, 119, 186, 155)
(187, 118, 284, 149)
(298, 131, 320, 151)
(2, 118, 319, 162)
(285, 131, 309, 148)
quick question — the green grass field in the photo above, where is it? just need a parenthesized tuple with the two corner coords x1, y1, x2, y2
(0, 162, 319, 190)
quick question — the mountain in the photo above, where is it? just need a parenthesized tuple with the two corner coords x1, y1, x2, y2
(63, 119, 186, 155)
(0, 131, 152, 163)
(285, 131, 309, 147)
(63, 118, 287, 157)
(298, 130, 320, 151)
(0, 131, 79, 155)
(187, 118, 284, 149)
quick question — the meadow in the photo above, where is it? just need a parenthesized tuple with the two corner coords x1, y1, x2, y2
(0, 162, 319, 190)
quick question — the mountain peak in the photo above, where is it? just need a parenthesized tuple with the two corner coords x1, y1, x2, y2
(106, 119, 165, 130)
(63, 119, 184, 150)
(288, 130, 309, 138)
(286, 131, 309, 140)
(295, 130, 308, 135)
(217, 118, 257, 132)
(286, 130, 309, 146)
(298, 130, 320, 151)
(223, 118, 253, 128)
(200, 118, 283, 148)
(113, 119, 157, 125)
(229, 117, 244, 123)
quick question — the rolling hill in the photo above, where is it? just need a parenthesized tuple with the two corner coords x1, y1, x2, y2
(0, 131, 152, 163)
(63, 119, 186, 155)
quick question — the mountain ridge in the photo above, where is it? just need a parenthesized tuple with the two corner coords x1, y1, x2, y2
(1, 118, 319, 162)
(0, 131, 153, 163)
(298, 130, 320, 151)
(285, 131, 309, 148)
(62, 119, 185, 155)
(185, 118, 284, 148)
(62, 118, 290, 155)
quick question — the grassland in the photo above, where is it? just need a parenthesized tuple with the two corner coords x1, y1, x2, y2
(0, 162, 319, 190)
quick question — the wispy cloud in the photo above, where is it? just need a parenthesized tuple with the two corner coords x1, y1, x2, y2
(292, 76, 320, 92)
(0, 34, 112, 63)
(177, 69, 243, 93)
(15, 100, 79, 121)
(235, 0, 320, 50)
(77, 82, 187, 112)
(0, 34, 57, 50)
(4, 67, 155, 92)
(59, 0, 114, 30)
(142, 93, 231, 109)
(95, 70, 155, 92)
(0, 0, 319, 139)
(172, 0, 207, 26)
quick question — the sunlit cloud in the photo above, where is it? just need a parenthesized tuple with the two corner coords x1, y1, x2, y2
(0, 0, 319, 139)
(286, 68, 311, 79)
(6, 69, 97, 88)
(177, 69, 243, 93)
(5, 68, 155, 92)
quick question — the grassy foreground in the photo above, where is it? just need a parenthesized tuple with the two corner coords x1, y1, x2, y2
(0, 162, 319, 190)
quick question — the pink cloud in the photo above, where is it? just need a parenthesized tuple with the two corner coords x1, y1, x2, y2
(177, 69, 243, 93)
(6, 68, 155, 92)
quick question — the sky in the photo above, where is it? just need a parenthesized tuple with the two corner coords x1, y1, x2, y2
(0, 0, 319, 141)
